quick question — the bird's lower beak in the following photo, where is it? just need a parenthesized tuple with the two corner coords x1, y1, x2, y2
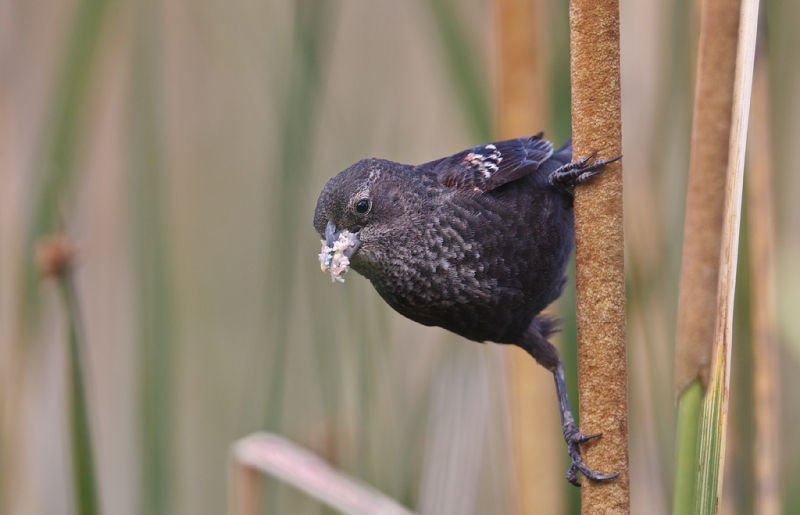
(325, 221, 362, 259)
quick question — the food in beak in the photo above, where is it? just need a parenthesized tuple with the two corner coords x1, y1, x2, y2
(319, 222, 361, 283)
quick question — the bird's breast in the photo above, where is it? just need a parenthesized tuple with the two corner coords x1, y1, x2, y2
(354, 215, 504, 315)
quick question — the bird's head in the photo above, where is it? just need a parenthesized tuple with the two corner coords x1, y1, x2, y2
(314, 158, 412, 274)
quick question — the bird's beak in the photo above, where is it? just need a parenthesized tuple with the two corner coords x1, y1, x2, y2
(325, 221, 362, 258)
(325, 221, 338, 247)
(320, 221, 362, 275)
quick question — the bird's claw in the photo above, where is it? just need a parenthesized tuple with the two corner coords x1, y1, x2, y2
(549, 152, 622, 192)
(563, 424, 620, 487)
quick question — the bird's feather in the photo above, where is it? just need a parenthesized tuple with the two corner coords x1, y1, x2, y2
(418, 133, 554, 192)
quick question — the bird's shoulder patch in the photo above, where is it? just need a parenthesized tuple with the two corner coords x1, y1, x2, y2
(419, 134, 554, 193)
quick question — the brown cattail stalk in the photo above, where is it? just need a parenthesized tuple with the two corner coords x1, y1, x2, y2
(569, 0, 629, 512)
(496, 0, 550, 133)
(747, 41, 781, 515)
(495, 0, 563, 513)
(674, 0, 741, 399)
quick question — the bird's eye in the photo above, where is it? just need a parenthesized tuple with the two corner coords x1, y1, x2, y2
(355, 199, 370, 214)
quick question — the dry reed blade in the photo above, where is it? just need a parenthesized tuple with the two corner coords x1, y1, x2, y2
(671, 0, 741, 509)
(747, 36, 781, 515)
(694, 0, 760, 510)
(229, 433, 417, 515)
(673, 0, 741, 401)
(495, 0, 563, 513)
(569, 0, 629, 511)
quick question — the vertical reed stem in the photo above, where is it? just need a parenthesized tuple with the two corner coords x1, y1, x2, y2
(569, 0, 629, 512)
(673, 0, 741, 400)
(61, 273, 101, 515)
(495, 0, 562, 513)
(229, 459, 261, 515)
(747, 33, 780, 515)
(672, 0, 740, 510)
(672, 380, 703, 515)
(694, 0, 760, 510)
(36, 234, 101, 515)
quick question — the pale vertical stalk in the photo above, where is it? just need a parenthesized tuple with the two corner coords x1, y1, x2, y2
(495, 0, 562, 514)
(673, 0, 741, 400)
(496, 0, 550, 133)
(505, 345, 564, 515)
(229, 460, 261, 515)
(747, 42, 780, 515)
(569, 0, 629, 512)
(694, 0, 760, 510)
(671, 0, 740, 510)
(130, 4, 173, 513)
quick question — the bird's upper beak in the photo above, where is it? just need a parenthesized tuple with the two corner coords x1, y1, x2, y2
(325, 221, 362, 257)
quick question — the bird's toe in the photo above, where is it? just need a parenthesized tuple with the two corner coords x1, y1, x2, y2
(563, 428, 619, 486)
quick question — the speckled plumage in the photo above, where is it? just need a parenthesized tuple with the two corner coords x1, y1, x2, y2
(313, 133, 620, 485)
(314, 134, 571, 350)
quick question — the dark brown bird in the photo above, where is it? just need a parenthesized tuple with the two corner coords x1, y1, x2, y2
(313, 133, 620, 485)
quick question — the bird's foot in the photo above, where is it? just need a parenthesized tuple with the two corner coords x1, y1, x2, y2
(549, 152, 622, 192)
(563, 422, 619, 487)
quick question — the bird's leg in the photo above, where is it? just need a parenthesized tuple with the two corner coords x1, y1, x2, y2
(518, 318, 619, 486)
(548, 153, 622, 193)
(552, 361, 619, 486)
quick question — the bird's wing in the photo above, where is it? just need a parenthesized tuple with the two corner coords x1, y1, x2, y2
(418, 133, 554, 192)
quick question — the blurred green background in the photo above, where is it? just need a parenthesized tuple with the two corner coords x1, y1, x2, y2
(1, 0, 799, 514)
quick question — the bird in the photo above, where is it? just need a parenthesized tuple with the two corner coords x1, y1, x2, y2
(313, 132, 621, 486)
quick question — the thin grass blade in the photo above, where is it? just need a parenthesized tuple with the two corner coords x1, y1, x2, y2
(128, 4, 174, 513)
(61, 272, 101, 515)
(425, 0, 492, 141)
(24, 0, 109, 317)
(36, 235, 101, 515)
